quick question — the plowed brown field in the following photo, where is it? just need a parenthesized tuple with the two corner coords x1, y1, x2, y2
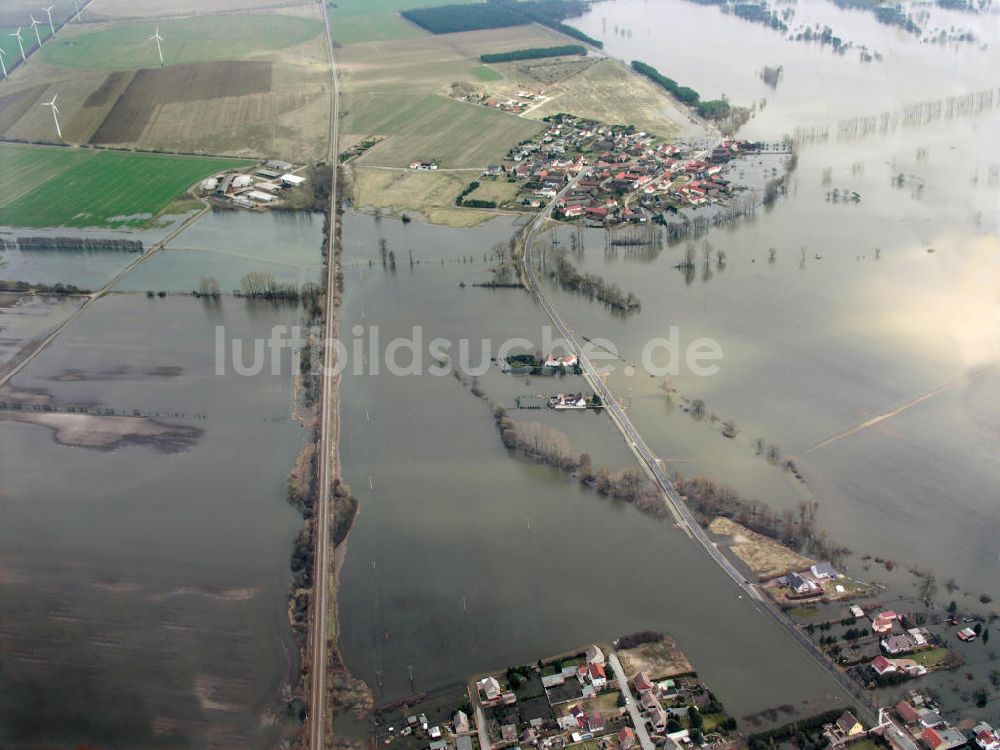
(89, 60, 272, 144)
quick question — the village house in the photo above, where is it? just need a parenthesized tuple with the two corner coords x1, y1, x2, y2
(648, 703, 668, 733)
(871, 655, 898, 677)
(786, 571, 821, 596)
(922, 727, 968, 750)
(453, 710, 470, 734)
(895, 701, 921, 726)
(501, 724, 518, 744)
(477, 676, 502, 704)
(882, 634, 916, 655)
(811, 562, 838, 579)
(619, 727, 637, 750)
(917, 709, 946, 729)
(588, 662, 607, 690)
(974, 723, 999, 750)
(827, 711, 866, 745)
(873, 611, 898, 634)
(633, 672, 654, 693)
(904, 628, 929, 647)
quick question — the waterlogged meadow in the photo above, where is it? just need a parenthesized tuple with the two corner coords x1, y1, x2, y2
(0, 212, 321, 747)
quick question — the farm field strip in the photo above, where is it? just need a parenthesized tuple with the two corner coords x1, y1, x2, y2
(40, 12, 324, 70)
(0, 144, 251, 228)
(326, 0, 478, 44)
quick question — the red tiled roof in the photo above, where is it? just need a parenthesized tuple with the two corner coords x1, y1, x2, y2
(896, 701, 920, 725)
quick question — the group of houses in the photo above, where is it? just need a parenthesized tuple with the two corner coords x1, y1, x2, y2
(474, 645, 630, 750)
(203, 159, 306, 209)
(455, 87, 548, 115)
(775, 561, 844, 598)
(484, 114, 764, 225)
(377, 705, 476, 750)
(866, 609, 939, 679)
(892, 693, 997, 750)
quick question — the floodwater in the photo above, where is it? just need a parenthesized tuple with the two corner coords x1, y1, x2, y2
(338, 0, 1000, 727)
(0, 214, 200, 289)
(563, 0, 1000, 600)
(0, 213, 318, 747)
(336, 212, 857, 724)
(116, 210, 325, 294)
(0, 292, 83, 377)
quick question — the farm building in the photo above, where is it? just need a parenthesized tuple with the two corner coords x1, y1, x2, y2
(201, 177, 219, 192)
(266, 160, 293, 171)
(256, 168, 282, 179)
(215, 174, 235, 196)
(281, 173, 306, 187)
(233, 175, 254, 189)
(247, 190, 277, 203)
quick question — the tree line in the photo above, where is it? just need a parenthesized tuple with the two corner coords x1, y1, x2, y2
(0, 280, 92, 295)
(547, 245, 640, 314)
(630, 60, 731, 120)
(2, 236, 143, 252)
(673, 475, 850, 563)
(456, 181, 497, 209)
(481, 44, 586, 63)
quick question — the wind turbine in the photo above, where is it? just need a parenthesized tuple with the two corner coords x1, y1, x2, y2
(11, 28, 26, 63)
(41, 6, 55, 35)
(150, 26, 164, 66)
(0, 48, 7, 79)
(29, 15, 42, 47)
(42, 94, 62, 141)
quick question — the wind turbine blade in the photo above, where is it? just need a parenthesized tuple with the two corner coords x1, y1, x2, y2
(51, 94, 57, 104)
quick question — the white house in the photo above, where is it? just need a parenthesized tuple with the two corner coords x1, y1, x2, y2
(974, 723, 999, 750)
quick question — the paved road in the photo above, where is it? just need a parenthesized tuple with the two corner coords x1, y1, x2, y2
(520, 175, 878, 726)
(608, 652, 655, 750)
(309, 1, 342, 748)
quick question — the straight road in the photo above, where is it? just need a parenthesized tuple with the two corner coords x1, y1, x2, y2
(520, 175, 878, 725)
(309, 0, 342, 747)
(608, 652, 655, 750)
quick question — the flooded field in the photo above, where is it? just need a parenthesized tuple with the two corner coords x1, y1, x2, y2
(560, 0, 1000, 601)
(336, 0, 999, 726)
(119, 210, 326, 293)
(0, 292, 83, 379)
(0, 213, 318, 747)
(336, 212, 857, 724)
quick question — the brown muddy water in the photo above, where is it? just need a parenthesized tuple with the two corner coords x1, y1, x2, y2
(340, 0, 999, 727)
(335, 212, 857, 725)
(0, 216, 315, 747)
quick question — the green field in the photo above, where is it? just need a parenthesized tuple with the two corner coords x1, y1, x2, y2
(472, 64, 502, 81)
(0, 145, 251, 228)
(346, 93, 541, 168)
(0, 24, 54, 64)
(40, 14, 324, 70)
(327, 0, 477, 45)
(912, 647, 951, 668)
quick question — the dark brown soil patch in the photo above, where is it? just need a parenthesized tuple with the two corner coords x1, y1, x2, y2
(0, 84, 50, 135)
(83, 70, 133, 108)
(90, 60, 272, 144)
